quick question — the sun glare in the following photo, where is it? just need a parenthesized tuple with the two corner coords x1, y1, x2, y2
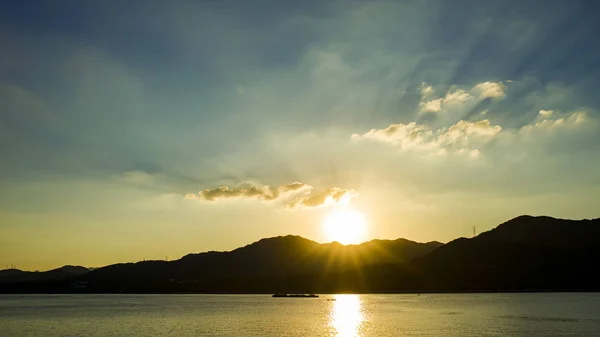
(329, 294, 364, 336)
(323, 208, 367, 245)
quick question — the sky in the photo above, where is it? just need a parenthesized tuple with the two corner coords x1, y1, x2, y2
(1, 0, 600, 270)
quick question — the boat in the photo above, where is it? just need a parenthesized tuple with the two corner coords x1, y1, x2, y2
(272, 293, 319, 298)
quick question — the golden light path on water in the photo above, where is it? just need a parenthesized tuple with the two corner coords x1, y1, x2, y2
(329, 294, 364, 337)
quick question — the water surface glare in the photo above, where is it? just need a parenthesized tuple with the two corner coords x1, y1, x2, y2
(1, 293, 599, 336)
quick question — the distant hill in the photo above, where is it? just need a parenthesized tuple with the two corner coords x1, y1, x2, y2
(1, 215, 598, 293)
(0, 265, 89, 284)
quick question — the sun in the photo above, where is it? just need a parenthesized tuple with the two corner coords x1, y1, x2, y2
(323, 208, 367, 245)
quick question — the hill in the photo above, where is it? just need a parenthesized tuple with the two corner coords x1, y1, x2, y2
(0, 236, 441, 293)
(77, 235, 442, 292)
(415, 215, 600, 291)
(0, 215, 598, 293)
(0, 265, 89, 284)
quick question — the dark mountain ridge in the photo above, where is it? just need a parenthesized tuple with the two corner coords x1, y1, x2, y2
(77, 235, 442, 292)
(0, 265, 89, 284)
(418, 215, 600, 291)
(1, 215, 598, 293)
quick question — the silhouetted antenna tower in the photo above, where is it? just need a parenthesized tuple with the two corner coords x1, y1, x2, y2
(473, 226, 476, 237)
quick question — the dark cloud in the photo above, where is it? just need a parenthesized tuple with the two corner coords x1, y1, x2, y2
(186, 182, 311, 202)
(186, 182, 358, 208)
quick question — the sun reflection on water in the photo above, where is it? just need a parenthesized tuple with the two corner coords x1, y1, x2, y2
(329, 294, 364, 337)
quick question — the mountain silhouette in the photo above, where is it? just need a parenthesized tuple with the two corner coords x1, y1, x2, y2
(75, 236, 442, 292)
(1, 215, 598, 293)
(416, 215, 600, 291)
(0, 265, 89, 284)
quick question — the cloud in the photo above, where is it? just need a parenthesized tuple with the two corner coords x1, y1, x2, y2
(472, 81, 507, 99)
(444, 88, 472, 105)
(352, 79, 598, 159)
(186, 182, 357, 208)
(420, 82, 434, 97)
(520, 110, 588, 133)
(278, 182, 308, 192)
(351, 122, 434, 150)
(419, 81, 506, 114)
(186, 182, 311, 202)
(353, 109, 594, 155)
(437, 119, 502, 148)
(538, 109, 554, 118)
(287, 187, 358, 208)
(353, 106, 594, 160)
(352, 119, 502, 155)
(420, 98, 443, 113)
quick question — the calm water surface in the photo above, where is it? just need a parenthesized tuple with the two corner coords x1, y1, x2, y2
(1, 293, 599, 336)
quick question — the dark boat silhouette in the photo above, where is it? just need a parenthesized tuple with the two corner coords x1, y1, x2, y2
(272, 293, 319, 298)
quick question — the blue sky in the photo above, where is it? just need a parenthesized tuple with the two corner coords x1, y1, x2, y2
(1, 0, 599, 270)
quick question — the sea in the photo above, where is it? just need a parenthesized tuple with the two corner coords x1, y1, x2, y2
(0, 293, 599, 336)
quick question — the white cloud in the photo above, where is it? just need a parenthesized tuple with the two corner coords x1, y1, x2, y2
(420, 82, 434, 97)
(444, 88, 472, 105)
(353, 105, 594, 162)
(351, 122, 435, 150)
(538, 109, 553, 118)
(419, 81, 506, 115)
(520, 111, 587, 133)
(437, 119, 502, 147)
(472, 81, 507, 99)
(420, 98, 443, 113)
(352, 119, 502, 155)
(355, 79, 600, 161)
